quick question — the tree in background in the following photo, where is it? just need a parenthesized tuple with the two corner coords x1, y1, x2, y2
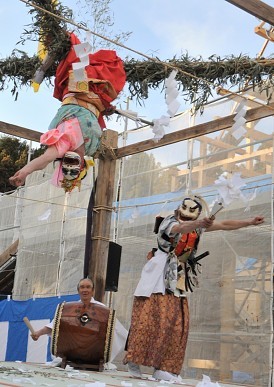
(75, 0, 131, 51)
(0, 136, 45, 193)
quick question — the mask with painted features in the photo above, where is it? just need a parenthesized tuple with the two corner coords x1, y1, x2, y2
(177, 197, 203, 221)
(61, 151, 82, 181)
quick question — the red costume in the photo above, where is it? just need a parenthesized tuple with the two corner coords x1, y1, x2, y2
(53, 33, 126, 128)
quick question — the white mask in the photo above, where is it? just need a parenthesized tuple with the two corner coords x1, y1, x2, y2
(177, 197, 202, 220)
(61, 152, 82, 181)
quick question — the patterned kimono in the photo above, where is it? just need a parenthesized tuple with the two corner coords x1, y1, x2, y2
(124, 215, 192, 375)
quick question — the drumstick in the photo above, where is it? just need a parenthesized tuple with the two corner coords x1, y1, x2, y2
(23, 317, 35, 335)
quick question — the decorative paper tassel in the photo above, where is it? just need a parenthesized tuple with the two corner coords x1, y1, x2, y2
(231, 99, 247, 140)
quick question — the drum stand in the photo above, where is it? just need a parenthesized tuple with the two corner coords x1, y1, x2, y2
(60, 357, 105, 372)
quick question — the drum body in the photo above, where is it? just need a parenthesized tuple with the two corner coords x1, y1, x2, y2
(51, 301, 115, 365)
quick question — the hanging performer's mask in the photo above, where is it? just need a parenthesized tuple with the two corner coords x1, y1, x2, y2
(177, 197, 202, 221)
(59, 151, 90, 193)
(61, 152, 82, 181)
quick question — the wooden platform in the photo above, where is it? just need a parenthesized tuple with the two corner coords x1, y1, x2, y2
(0, 361, 264, 387)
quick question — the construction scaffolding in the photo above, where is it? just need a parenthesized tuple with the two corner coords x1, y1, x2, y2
(0, 91, 273, 385)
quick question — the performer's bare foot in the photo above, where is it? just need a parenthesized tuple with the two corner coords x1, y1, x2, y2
(9, 170, 29, 187)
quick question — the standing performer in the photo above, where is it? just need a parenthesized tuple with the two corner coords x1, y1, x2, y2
(9, 32, 126, 192)
(123, 196, 264, 382)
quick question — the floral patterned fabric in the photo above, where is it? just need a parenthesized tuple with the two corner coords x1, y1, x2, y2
(164, 252, 180, 294)
(124, 294, 189, 374)
(42, 104, 102, 157)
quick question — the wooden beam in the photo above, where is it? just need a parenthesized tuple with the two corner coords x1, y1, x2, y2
(0, 239, 19, 267)
(177, 147, 272, 176)
(198, 136, 246, 155)
(224, 0, 274, 26)
(116, 102, 274, 158)
(246, 127, 272, 141)
(255, 25, 274, 41)
(1, 102, 274, 161)
(0, 121, 41, 142)
(88, 130, 118, 303)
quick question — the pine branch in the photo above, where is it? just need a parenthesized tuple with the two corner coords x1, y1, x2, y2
(1, 51, 274, 109)
(1, 0, 274, 110)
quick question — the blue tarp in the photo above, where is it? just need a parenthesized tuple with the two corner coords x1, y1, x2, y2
(114, 174, 272, 221)
(0, 294, 79, 362)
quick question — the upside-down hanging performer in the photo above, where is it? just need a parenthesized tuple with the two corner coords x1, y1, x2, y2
(9, 32, 126, 192)
(123, 195, 264, 382)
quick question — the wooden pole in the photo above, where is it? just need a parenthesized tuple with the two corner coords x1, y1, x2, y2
(88, 129, 118, 302)
(224, 0, 274, 26)
(0, 121, 41, 142)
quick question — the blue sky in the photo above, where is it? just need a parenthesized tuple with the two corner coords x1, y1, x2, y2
(1, 0, 274, 143)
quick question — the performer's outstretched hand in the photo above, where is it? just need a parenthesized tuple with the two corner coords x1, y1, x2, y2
(198, 217, 214, 229)
(9, 145, 59, 188)
(250, 216, 264, 225)
(9, 170, 28, 187)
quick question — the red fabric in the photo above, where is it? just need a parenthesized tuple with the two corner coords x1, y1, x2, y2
(174, 230, 199, 257)
(53, 33, 126, 127)
(53, 33, 82, 101)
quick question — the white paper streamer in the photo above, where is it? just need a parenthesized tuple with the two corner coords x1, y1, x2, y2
(167, 99, 181, 117)
(73, 42, 92, 58)
(196, 374, 221, 387)
(72, 57, 89, 70)
(231, 126, 247, 140)
(72, 67, 86, 82)
(151, 70, 180, 141)
(165, 70, 180, 117)
(152, 115, 170, 142)
(72, 41, 93, 82)
(214, 172, 246, 206)
(231, 100, 247, 139)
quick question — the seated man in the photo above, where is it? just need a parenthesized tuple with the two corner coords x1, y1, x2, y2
(31, 277, 127, 369)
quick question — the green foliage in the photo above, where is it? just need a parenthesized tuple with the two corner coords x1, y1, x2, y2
(0, 137, 27, 192)
(1, 1, 274, 111)
(124, 55, 274, 112)
(0, 52, 41, 100)
(1, 50, 274, 112)
(0, 0, 71, 99)
(0, 0, 131, 100)
(19, 0, 72, 59)
(1, 0, 274, 112)
(0, 136, 45, 193)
